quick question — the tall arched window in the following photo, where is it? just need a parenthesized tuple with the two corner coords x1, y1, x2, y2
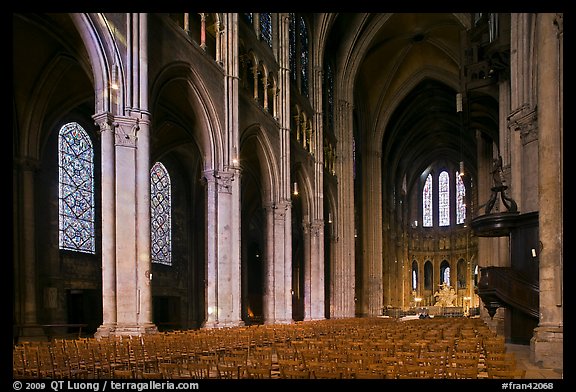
(457, 258, 467, 289)
(440, 260, 451, 286)
(439, 170, 450, 226)
(299, 15, 309, 96)
(259, 13, 272, 48)
(324, 62, 335, 131)
(289, 13, 296, 81)
(288, 14, 309, 96)
(58, 122, 95, 254)
(151, 162, 172, 265)
(456, 171, 466, 224)
(424, 260, 433, 290)
(412, 261, 418, 291)
(423, 174, 433, 227)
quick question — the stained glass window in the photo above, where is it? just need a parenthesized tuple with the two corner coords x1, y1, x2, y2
(441, 262, 451, 286)
(58, 122, 95, 254)
(412, 261, 418, 291)
(423, 174, 433, 227)
(260, 13, 272, 48)
(439, 170, 450, 226)
(299, 16, 309, 96)
(456, 171, 466, 224)
(244, 13, 253, 24)
(151, 162, 172, 265)
(326, 62, 334, 130)
(289, 13, 296, 81)
(352, 137, 356, 180)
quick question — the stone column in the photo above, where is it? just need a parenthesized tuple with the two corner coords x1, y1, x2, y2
(272, 201, 292, 324)
(307, 220, 325, 320)
(276, 14, 293, 323)
(204, 173, 218, 327)
(113, 117, 144, 334)
(203, 171, 243, 328)
(93, 114, 117, 337)
(302, 221, 311, 319)
(333, 99, 356, 318)
(361, 149, 383, 316)
(531, 12, 563, 369)
(262, 202, 275, 323)
(135, 115, 155, 331)
(15, 158, 43, 338)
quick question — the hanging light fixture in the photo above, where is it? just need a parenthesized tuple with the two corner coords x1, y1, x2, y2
(293, 182, 298, 196)
(457, 92, 465, 177)
(328, 212, 332, 223)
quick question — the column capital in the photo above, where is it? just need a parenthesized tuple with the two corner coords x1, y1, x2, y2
(507, 104, 538, 145)
(204, 169, 237, 194)
(309, 220, 324, 238)
(93, 112, 115, 133)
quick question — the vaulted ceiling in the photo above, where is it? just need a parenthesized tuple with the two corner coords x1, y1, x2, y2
(324, 12, 498, 196)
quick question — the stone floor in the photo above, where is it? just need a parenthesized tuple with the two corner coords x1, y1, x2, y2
(506, 344, 563, 379)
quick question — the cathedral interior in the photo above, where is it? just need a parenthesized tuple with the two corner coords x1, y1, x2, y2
(12, 13, 563, 372)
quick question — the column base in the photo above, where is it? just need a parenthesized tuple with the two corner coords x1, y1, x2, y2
(94, 323, 158, 339)
(265, 318, 294, 325)
(202, 319, 245, 329)
(530, 325, 563, 370)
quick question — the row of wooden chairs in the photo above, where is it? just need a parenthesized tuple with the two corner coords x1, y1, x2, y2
(13, 317, 525, 379)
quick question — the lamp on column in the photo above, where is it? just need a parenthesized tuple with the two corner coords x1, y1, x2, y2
(232, 146, 239, 166)
(293, 182, 298, 196)
(111, 64, 119, 90)
(328, 212, 332, 224)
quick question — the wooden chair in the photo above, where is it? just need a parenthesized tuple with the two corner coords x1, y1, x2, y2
(187, 362, 211, 379)
(485, 352, 516, 363)
(485, 358, 517, 372)
(159, 362, 186, 378)
(488, 369, 526, 379)
(312, 369, 342, 379)
(216, 363, 241, 379)
(483, 337, 506, 354)
(279, 368, 310, 379)
(114, 369, 134, 379)
(397, 364, 433, 379)
(141, 371, 163, 379)
(355, 369, 385, 379)
(243, 365, 272, 379)
(13, 346, 26, 378)
(450, 366, 479, 379)
(277, 358, 303, 371)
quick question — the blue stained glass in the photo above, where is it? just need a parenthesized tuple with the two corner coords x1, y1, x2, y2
(151, 162, 172, 265)
(423, 174, 433, 227)
(260, 13, 272, 47)
(456, 171, 466, 224)
(58, 122, 95, 253)
(326, 63, 334, 129)
(299, 16, 309, 96)
(439, 171, 450, 226)
(289, 13, 296, 81)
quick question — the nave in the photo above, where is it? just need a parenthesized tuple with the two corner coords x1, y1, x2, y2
(13, 317, 553, 380)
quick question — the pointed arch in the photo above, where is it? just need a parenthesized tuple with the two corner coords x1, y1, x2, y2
(150, 61, 224, 171)
(240, 124, 280, 206)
